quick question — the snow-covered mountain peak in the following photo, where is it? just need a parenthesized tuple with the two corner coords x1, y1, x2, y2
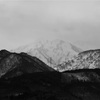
(13, 39, 82, 68)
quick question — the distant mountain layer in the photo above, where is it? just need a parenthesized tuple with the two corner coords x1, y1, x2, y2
(12, 39, 82, 69)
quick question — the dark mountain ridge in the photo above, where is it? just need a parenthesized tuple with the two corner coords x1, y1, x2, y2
(0, 50, 55, 78)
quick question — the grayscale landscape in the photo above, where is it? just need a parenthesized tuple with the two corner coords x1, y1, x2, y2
(0, 0, 100, 100)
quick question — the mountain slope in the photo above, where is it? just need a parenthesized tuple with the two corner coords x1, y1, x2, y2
(0, 50, 55, 78)
(13, 39, 82, 70)
(58, 49, 100, 71)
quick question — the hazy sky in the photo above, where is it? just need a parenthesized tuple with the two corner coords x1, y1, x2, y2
(0, 0, 100, 50)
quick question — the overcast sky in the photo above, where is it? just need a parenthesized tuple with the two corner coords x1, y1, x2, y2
(0, 0, 100, 50)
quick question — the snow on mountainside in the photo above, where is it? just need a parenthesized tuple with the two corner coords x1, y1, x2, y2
(73, 49, 100, 69)
(12, 39, 82, 69)
(58, 49, 100, 71)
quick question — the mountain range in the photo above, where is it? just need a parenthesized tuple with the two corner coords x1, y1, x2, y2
(0, 49, 100, 100)
(0, 39, 100, 100)
(12, 39, 100, 72)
